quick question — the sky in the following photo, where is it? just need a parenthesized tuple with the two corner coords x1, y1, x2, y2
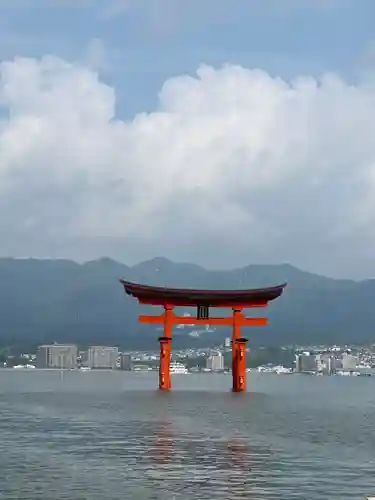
(1, 0, 375, 278)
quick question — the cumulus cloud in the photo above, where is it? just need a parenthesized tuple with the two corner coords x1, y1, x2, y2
(0, 55, 375, 277)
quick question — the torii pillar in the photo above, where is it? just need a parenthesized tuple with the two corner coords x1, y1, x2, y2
(158, 305, 173, 390)
(158, 336, 171, 390)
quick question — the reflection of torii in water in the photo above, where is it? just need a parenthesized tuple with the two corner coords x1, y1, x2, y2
(146, 423, 272, 498)
(226, 437, 276, 499)
(148, 422, 175, 466)
(227, 438, 251, 471)
(226, 438, 259, 498)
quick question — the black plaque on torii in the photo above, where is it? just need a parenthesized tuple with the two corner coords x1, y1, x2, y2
(197, 304, 209, 320)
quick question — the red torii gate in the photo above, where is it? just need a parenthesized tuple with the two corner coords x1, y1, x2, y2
(120, 280, 286, 392)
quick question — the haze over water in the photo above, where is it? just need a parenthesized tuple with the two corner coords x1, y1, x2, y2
(0, 371, 374, 499)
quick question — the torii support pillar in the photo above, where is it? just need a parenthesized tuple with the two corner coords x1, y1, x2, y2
(232, 308, 241, 391)
(232, 338, 248, 392)
(158, 336, 171, 390)
(158, 305, 173, 390)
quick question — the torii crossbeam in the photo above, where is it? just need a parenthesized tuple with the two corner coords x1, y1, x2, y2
(120, 280, 286, 392)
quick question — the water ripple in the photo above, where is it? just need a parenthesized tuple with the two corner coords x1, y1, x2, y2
(0, 371, 374, 499)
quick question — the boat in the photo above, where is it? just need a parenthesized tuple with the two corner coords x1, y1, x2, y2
(170, 361, 189, 374)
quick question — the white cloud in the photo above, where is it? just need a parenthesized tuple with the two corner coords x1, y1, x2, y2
(0, 55, 375, 277)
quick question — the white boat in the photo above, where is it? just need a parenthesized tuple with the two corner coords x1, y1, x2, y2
(170, 361, 189, 374)
(275, 366, 293, 374)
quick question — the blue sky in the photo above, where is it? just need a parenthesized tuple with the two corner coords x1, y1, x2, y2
(1, 0, 374, 116)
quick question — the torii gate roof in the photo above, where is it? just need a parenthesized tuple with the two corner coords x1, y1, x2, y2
(119, 280, 286, 307)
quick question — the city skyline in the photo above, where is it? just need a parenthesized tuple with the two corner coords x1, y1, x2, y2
(8, 340, 375, 376)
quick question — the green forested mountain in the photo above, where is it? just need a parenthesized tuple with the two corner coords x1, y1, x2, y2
(0, 256, 373, 350)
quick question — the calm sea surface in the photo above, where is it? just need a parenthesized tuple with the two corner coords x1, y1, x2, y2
(0, 370, 374, 499)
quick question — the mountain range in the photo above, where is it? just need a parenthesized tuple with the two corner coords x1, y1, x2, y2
(0, 256, 373, 351)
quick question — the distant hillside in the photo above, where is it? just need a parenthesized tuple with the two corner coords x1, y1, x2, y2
(0, 256, 373, 350)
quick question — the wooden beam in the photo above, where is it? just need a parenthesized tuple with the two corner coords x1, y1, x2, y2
(240, 317, 268, 326)
(139, 314, 267, 326)
(139, 314, 165, 324)
(138, 298, 269, 308)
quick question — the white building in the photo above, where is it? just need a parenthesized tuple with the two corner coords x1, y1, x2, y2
(315, 354, 324, 373)
(86, 346, 118, 369)
(36, 344, 77, 369)
(206, 352, 224, 371)
(224, 337, 231, 348)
